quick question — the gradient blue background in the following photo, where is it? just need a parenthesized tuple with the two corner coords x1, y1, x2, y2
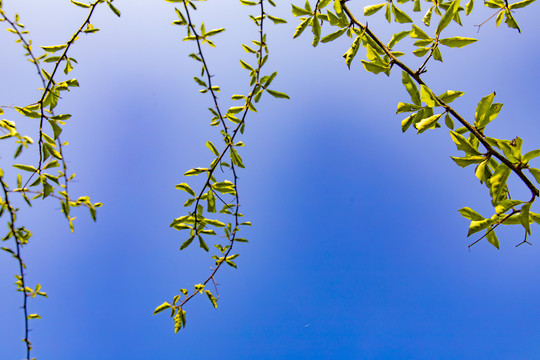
(1, 0, 540, 359)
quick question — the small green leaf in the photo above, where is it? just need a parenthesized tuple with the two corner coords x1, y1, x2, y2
(311, 14, 321, 47)
(70, 0, 90, 8)
(392, 4, 413, 23)
(523, 150, 540, 161)
(206, 141, 220, 156)
(474, 92, 496, 129)
(528, 168, 540, 184)
(451, 156, 486, 167)
(266, 89, 290, 99)
(175, 183, 196, 197)
(468, 218, 493, 236)
(495, 199, 524, 214)
(437, 90, 464, 104)
(321, 28, 347, 43)
(13, 164, 37, 172)
(402, 71, 421, 106)
(465, 0, 474, 14)
(486, 229, 500, 249)
(509, 0, 535, 9)
(444, 114, 454, 129)
(439, 37, 478, 48)
(107, 1, 121, 17)
(420, 85, 437, 107)
(198, 235, 209, 252)
(416, 113, 443, 133)
(364, 3, 386, 16)
(488, 163, 511, 205)
(293, 17, 310, 39)
(292, 4, 311, 16)
(459, 207, 485, 221)
(436, 0, 460, 35)
(153, 302, 172, 315)
(520, 202, 532, 234)
(180, 235, 195, 250)
(343, 34, 363, 69)
(41, 44, 67, 53)
(449, 130, 482, 155)
(205, 290, 218, 308)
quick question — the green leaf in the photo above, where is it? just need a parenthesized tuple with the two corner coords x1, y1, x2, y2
(396, 102, 422, 114)
(343, 34, 362, 69)
(488, 163, 511, 205)
(13, 164, 37, 172)
(449, 131, 481, 155)
(437, 90, 464, 104)
(519, 202, 532, 234)
(504, 9, 521, 32)
(388, 30, 411, 48)
(230, 148, 245, 168)
(198, 235, 209, 252)
(175, 183, 196, 197)
(205, 28, 225, 37)
(420, 85, 437, 107)
(423, 6, 433, 26)
(14, 106, 40, 119)
(450, 155, 486, 167)
(293, 18, 310, 39)
(436, 0, 460, 35)
(184, 167, 208, 176)
(486, 229, 500, 249)
(392, 4, 413, 23)
(474, 92, 495, 129)
(401, 113, 415, 132)
(70, 0, 90, 8)
(153, 302, 172, 315)
(361, 60, 390, 75)
(528, 168, 540, 184)
(206, 141, 220, 156)
(321, 28, 347, 43)
(205, 290, 218, 308)
(509, 0, 536, 9)
(495, 199, 524, 214)
(267, 14, 287, 24)
(312, 14, 321, 47)
(107, 1, 121, 17)
(41, 44, 67, 53)
(467, 218, 493, 236)
(416, 113, 443, 133)
(364, 3, 386, 16)
(523, 149, 540, 161)
(410, 24, 431, 39)
(180, 235, 195, 250)
(465, 0, 474, 14)
(475, 160, 487, 182)
(292, 4, 311, 16)
(439, 37, 478, 48)
(401, 72, 421, 106)
(266, 89, 290, 99)
(444, 114, 454, 130)
(458, 207, 485, 221)
(204, 218, 226, 227)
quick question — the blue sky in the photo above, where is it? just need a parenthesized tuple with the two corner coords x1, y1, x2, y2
(1, 0, 540, 359)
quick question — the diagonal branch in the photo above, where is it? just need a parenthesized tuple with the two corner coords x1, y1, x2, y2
(341, 2, 539, 201)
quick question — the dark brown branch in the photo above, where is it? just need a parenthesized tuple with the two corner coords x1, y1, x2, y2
(1, 178, 31, 359)
(175, 0, 266, 310)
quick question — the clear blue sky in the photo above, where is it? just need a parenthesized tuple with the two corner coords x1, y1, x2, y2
(1, 0, 540, 359)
